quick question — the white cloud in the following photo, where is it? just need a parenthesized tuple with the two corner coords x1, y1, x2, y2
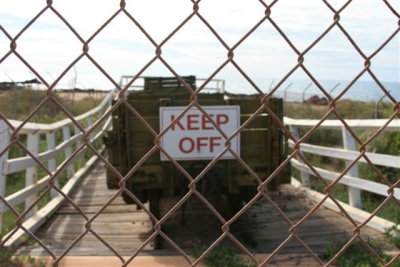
(0, 0, 398, 92)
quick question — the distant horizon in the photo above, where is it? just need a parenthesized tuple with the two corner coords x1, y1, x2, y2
(1, 76, 398, 102)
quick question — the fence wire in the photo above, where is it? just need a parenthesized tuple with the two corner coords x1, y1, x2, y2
(0, 0, 399, 266)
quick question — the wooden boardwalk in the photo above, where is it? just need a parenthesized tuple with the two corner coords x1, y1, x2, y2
(19, 161, 385, 261)
(19, 161, 155, 256)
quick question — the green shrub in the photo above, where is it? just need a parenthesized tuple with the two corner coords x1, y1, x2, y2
(385, 224, 400, 249)
(325, 238, 399, 267)
(0, 235, 45, 267)
(193, 244, 255, 267)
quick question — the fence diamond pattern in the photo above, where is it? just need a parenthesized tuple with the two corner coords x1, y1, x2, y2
(0, 0, 399, 266)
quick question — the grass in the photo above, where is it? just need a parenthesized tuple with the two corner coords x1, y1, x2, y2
(325, 237, 400, 267)
(285, 100, 393, 120)
(385, 225, 400, 249)
(193, 244, 255, 267)
(0, 233, 45, 267)
(0, 89, 102, 122)
(193, 239, 399, 267)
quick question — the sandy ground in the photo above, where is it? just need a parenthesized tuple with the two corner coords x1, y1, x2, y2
(33, 254, 321, 267)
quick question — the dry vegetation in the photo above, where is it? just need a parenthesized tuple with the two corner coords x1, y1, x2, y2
(284, 99, 395, 120)
(0, 89, 105, 122)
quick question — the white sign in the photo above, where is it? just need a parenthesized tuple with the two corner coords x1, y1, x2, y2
(159, 106, 240, 161)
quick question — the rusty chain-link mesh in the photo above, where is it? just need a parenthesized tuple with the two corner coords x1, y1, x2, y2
(1, 0, 399, 266)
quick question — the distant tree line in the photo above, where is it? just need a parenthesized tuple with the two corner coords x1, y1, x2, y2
(0, 78, 41, 91)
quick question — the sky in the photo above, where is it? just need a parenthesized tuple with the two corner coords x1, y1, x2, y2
(0, 0, 399, 97)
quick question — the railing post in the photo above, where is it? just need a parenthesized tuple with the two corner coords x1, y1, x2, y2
(342, 126, 362, 208)
(87, 116, 94, 143)
(93, 111, 102, 140)
(62, 126, 74, 178)
(0, 120, 10, 231)
(290, 126, 311, 187)
(74, 125, 83, 162)
(46, 131, 58, 198)
(26, 133, 39, 214)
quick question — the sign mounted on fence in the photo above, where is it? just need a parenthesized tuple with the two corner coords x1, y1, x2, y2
(159, 106, 240, 161)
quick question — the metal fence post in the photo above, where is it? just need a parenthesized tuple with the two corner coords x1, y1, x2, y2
(0, 120, 10, 231)
(342, 126, 362, 208)
(26, 132, 39, 214)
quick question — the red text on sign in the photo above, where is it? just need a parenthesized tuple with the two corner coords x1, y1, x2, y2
(170, 114, 229, 131)
(179, 136, 223, 153)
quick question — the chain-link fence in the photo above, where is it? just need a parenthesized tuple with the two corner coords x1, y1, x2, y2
(1, 0, 399, 266)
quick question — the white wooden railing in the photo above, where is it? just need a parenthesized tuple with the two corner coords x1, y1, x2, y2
(0, 90, 115, 246)
(284, 117, 400, 232)
(1, 98, 398, 246)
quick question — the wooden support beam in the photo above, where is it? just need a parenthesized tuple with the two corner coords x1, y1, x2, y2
(46, 131, 58, 199)
(26, 132, 39, 215)
(342, 126, 362, 209)
(62, 126, 74, 179)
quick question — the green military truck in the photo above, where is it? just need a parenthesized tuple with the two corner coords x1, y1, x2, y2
(105, 76, 290, 218)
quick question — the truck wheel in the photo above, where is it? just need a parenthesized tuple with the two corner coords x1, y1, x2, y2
(227, 193, 243, 217)
(122, 191, 135, 204)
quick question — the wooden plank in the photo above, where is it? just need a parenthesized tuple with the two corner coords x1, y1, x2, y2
(157, 187, 379, 254)
(37, 222, 152, 236)
(35, 234, 154, 244)
(62, 199, 127, 206)
(38, 218, 153, 235)
(62, 193, 126, 202)
(291, 178, 397, 233)
(20, 239, 155, 256)
(291, 158, 400, 199)
(17, 161, 155, 256)
(5, 134, 80, 175)
(57, 204, 139, 214)
(4, 175, 51, 212)
(37, 232, 155, 241)
(18, 164, 389, 258)
(289, 140, 400, 169)
(2, 155, 100, 246)
(36, 213, 151, 225)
